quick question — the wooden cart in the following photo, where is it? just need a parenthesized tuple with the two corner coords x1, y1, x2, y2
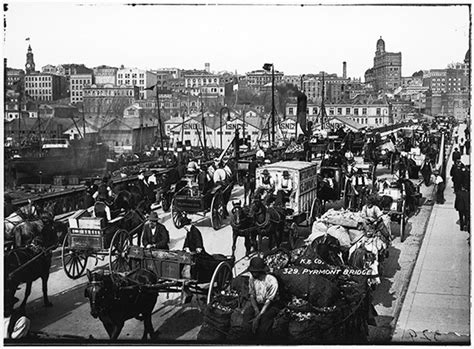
(61, 209, 144, 279)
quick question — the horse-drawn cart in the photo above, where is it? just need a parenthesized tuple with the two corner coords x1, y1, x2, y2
(61, 209, 145, 279)
(171, 180, 233, 231)
(377, 181, 408, 242)
(122, 247, 234, 305)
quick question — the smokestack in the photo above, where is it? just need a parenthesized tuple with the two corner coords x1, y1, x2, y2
(343, 61, 347, 79)
(205, 63, 210, 73)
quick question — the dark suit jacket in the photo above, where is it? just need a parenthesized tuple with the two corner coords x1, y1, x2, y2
(142, 221, 169, 249)
(183, 225, 205, 252)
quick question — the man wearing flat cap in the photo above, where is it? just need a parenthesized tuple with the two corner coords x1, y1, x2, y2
(247, 257, 281, 338)
(141, 211, 170, 249)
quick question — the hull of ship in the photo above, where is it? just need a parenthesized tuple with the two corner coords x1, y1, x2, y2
(8, 145, 108, 183)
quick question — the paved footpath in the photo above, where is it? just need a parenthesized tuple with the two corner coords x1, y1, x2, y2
(392, 124, 470, 343)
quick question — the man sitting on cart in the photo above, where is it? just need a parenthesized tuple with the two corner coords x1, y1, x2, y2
(275, 170, 293, 207)
(141, 211, 170, 249)
(257, 169, 275, 205)
(93, 193, 112, 223)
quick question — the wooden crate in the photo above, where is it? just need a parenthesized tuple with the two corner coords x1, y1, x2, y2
(78, 217, 105, 229)
(69, 228, 105, 250)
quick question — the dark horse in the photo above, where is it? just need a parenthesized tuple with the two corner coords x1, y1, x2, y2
(5, 246, 55, 311)
(248, 198, 285, 251)
(230, 200, 257, 258)
(84, 269, 158, 340)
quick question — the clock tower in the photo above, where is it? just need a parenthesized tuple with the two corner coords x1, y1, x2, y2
(25, 44, 35, 74)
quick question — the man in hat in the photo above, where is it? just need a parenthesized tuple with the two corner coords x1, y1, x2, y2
(141, 211, 170, 249)
(93, 176, 114, 203)
(352, 168, 369, 209)
(93, 193, 112, 222)
(455, 183, 470, 232)
(433, 169, 445, 204)
(247, 257, 281, 338)
(452, 147, 461, 163)
(275, 170, 293, 207)
(257, 169, 275, 204)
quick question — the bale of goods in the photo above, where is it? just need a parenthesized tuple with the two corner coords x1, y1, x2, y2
(264, 248, 291, 273)
(276, 266, 341, 308)
(228, 304, 253, 342)
(326, 225, 351, 249)
(197, 291, 239, 341)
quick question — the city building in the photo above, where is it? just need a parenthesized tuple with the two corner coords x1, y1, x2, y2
(99, 117, 160, 154)
(183, 70, 221, 88)
(41, 64, 57, 74)
(365, 37, 402, 91)
(116, 68, 158, 99)
(302, 72, 350, 103)
(6, 68, 25, 88)
(93, 66, 118, 85)
(70, 73, 94, 104)
(83, 84, 140, 117)
(24, 73, 68, 101)
(282, 75, 302, 87)
(286, 99, 391, 127)
(245, 69, 284, 91)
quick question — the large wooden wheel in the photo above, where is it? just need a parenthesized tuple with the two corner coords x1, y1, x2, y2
(171, 198, 186, 229)
(61, 233, 88, 280)
(400, 200, 407, 242)
(210, 192, 224, 230)
(343, 179, 353, 210)
(309, 197, 322, 225)
(207, 261, 233, 304)
(162, 192, 171, 212)
(109, 229, 132, 276)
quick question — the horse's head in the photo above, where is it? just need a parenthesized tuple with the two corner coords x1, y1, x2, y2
(231, 200, 245, 226)
(249, 198, 265, 219)
(84, 270, 111, 319)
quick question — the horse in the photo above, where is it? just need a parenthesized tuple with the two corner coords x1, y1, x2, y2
(230, 200, 257, 258)
(306, 235, 346, 267)
(248, 198, 285, 251)
(4, 245, 55, 311)
(84, 269, 158, 340)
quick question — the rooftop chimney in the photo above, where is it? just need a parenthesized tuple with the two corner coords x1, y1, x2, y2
(205, 63, 210, 73)
(343, 61, 347, 79)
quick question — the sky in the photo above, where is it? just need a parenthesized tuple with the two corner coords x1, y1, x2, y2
(2, 1, 470, 79)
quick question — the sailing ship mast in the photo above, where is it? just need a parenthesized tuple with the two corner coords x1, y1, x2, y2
(320, 72, 328, 129)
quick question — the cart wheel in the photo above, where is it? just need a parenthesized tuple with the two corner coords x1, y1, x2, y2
(207, 261, 233, 304)
(310, 198, 322, 225)
(343, 180, 352, 210)
(171, 199, 186, 229)
(400, 201, 407, 242)
(211, 192, 224, 230)
(109, 229, 132, 275)
(62, 233, 88, 280)
(162, 193, 171, 212)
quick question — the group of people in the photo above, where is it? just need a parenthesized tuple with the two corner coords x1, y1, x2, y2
(256, 169, 294, 208)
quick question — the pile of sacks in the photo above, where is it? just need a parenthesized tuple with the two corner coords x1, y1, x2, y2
(304, 208, 392, 285)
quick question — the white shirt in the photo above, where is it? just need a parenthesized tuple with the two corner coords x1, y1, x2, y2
(223, 165, 232, 178)
(352, 175, 367, 187)
(256, 149, 265, 158)
(249, 274, 279, 304)
(323, 177, 334, 189)
(278, 177, 293, 192)
(361, 205, 383, 221)
(213, 168, 227, 183)
(148, 174, 157, 185)
(435, 175, 444, 185)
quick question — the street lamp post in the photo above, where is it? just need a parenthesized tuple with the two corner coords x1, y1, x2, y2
(263, 63, 275, 145)
(297, 74, 306, 139)
(219, 106, 230, 150)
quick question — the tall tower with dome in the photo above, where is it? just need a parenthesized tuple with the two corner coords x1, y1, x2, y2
(364, 37, 402, 91)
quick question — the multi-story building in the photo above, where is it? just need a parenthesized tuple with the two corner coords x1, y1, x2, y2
(6, 68, 25, 89)
(83, 84, 139, 117)
(286, 100, 391, 127)
(93, 66, 118, 85)
(365, 37, 402, 91)
(41, 64, 57, 74)
(282, 75, 302, 87)
(70, 73, 94, 104)
(245, 69, 284, 91)
(183, 70, 221, 88)
(116, 68, 158, 99)
(24, 73, 68, 101)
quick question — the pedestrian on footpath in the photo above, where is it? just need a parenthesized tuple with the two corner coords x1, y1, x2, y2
(455, 185, 470, 232)
(450, 160, 465, 193)
(464, 126, 470, 140)
(465, 138, 470, 155)
(420, 159, 433, 186)
(452, 147, 461, 163)
(459, 138, 465, 155)
(454, 129, 459, 144)
(434, 170, 445, 204)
